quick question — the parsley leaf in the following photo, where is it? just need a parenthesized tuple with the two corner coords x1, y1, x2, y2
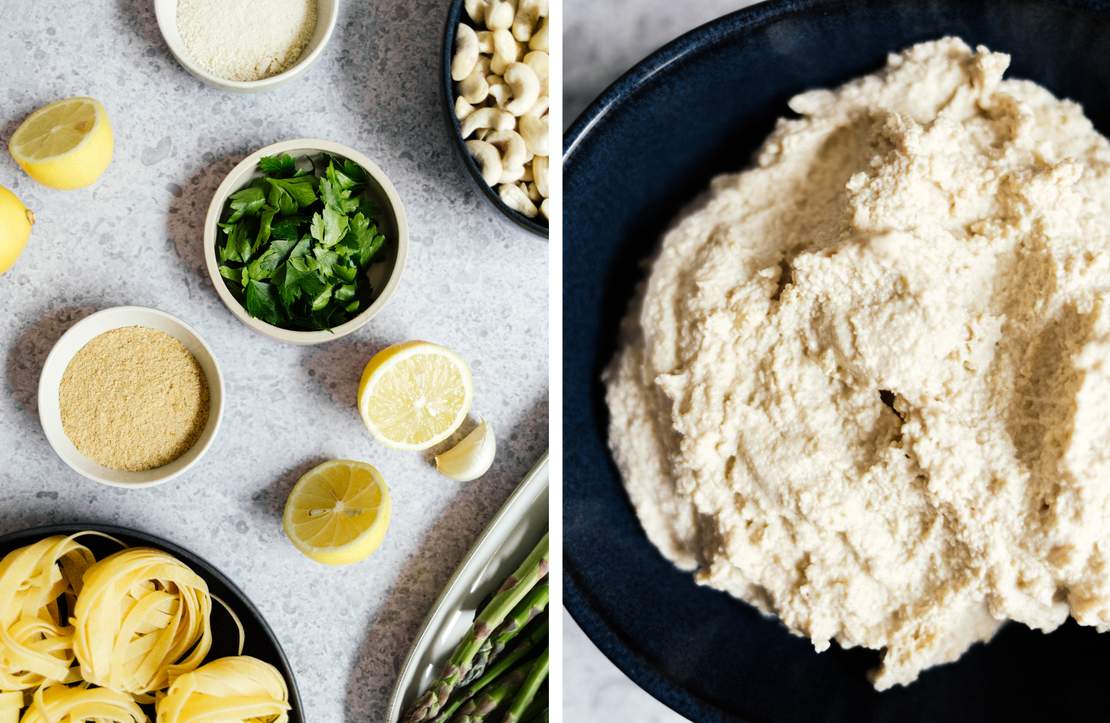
(226, 186, 266, 222)
(258, 153, 296, 177)
(244, 280, 281, 325)
(265, 176, 317, 214)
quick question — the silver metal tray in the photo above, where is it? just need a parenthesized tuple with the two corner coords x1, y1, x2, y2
(386, 453, 549, 721)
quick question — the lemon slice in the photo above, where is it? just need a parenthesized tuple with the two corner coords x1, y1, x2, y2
(0, 185, 34, 273)
(282, 460, 391, 566)
(358, 341, 474, 451)
(9, 96, 113, 190)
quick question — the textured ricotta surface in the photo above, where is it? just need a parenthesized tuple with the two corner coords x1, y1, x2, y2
(605, 37, 1110, 689)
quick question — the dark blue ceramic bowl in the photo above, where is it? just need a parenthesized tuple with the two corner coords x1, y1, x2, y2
(564, 1, 1110, 721)
(0, 524, 303, 721)
(442, 0, 548, 238)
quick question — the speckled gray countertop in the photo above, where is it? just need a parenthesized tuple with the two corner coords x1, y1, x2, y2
(0, 1, 547, 720)
(564, 1, 760, 721)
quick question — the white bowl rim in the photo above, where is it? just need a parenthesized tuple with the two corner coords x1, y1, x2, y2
(203, 138, 409, 345)
(37, 306, 225, 489)
(152, 0, 339, 91)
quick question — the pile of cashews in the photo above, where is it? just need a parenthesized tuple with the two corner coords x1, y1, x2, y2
(452, 0, 549, 221)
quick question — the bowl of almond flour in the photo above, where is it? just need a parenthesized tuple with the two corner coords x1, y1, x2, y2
(37, 306, 224, 488)
(153, 0, 338, 91)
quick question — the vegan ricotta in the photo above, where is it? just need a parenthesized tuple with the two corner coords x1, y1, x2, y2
(605, 37, 1110, 689)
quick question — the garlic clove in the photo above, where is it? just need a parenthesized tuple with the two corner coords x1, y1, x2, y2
(435, 420, 497, 481)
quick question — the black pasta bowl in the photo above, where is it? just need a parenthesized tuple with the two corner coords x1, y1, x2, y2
(0, 523, 304, 721)
(563, 0, 1110, 721)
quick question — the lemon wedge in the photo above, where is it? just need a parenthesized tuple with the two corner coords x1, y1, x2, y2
(0, 185, 34, 273)
(282, 460, 391, 566)
(9, 97, 113, 189)
(436, 420, 497, 481)
(358, 341, 474, 451)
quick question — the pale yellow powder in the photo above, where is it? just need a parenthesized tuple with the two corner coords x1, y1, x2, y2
(59, 327, 210, 472)
(176, 0, 318, 82)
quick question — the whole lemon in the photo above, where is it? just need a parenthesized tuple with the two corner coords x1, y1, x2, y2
(0, 185, 34, 273)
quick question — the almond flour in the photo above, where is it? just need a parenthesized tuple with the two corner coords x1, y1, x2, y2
(59, 326, 210, 472)
(176, 0, 318, 82)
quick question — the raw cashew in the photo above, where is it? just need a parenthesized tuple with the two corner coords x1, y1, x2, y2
(490, 29, 520, 75)
(529, 17, 548, 51)
(540, 198, 549, 219)
(499, 164, 526, 184)
(519, 110, 548, 156)
(455, 96, 476, 120)
(459, 63, 489, 103)
(465, 140, 503, 186)
(527, 95, 548, 117)
(503, 62, 540, 116)
(512, 0, 545, 42)
(464, 0, 489, 23)
(486, 130, 529, 175)
(488, 81, 512, 107)
(520, 164, 533, 183)
(486, 0, 516, 30)
(499, 182, 539, 218)
(452, 25, 479, 81)
(532, 155, 548, 198)
(523, 51, 548, 97)
(476, 30, 494, 54)
(460, 107, 515, 138)
(524, 182, 541, 203)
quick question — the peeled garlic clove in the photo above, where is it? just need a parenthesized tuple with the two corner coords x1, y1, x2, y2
(435, 421, 496, 481)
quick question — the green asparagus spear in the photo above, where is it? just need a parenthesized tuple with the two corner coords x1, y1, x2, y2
(404, 534, 550, 722)
(501, 648, 549, 723)
(435, 620, 549, 723)
(517, 684, 546, 723)
(451, 665, 528, 722)
(464, 581, 549, 684)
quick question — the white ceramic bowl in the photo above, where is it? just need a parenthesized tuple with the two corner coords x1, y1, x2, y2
(153, 0, 338, 92)
(37, 307, 224, 488)
(204, 138, 408, 345)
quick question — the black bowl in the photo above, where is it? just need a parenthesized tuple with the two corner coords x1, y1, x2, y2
(0, 524, 303, 720)
(441, 0, 548, 238)
(563, 1, 1110, 721)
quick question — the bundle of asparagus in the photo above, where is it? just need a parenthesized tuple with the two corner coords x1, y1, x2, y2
(404, 533, 550, 723)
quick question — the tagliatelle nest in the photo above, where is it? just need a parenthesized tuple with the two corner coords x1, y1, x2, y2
(72, 548, 215, 697)
(17, 684, 147, 723)
(156, 656, 290, 722)
(0, 532, 290, 722)
(0, 535, 96, 693)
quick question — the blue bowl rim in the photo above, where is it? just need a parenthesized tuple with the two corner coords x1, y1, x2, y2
(0, 522, 305, 718)
(563, 0, 1110, 719)
(441, 0, 549, 238)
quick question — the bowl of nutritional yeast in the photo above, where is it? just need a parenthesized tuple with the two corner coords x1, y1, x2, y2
(37, 306, 224, 488)
(153, 0, 339, 91)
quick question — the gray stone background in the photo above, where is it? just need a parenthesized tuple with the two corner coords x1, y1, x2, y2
(563, 1, 760, 721)
(0, 1, 547, 720)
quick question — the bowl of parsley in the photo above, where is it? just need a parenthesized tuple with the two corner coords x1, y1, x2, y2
(203, 138, 408, 344)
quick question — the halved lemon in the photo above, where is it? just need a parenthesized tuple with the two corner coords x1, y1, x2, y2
(282, 460, 391, 566)
(358, 341, 474, 451)
(9, 96, 113, 190)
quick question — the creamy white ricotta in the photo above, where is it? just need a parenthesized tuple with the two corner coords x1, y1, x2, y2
(605, 37, 1110, 689)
